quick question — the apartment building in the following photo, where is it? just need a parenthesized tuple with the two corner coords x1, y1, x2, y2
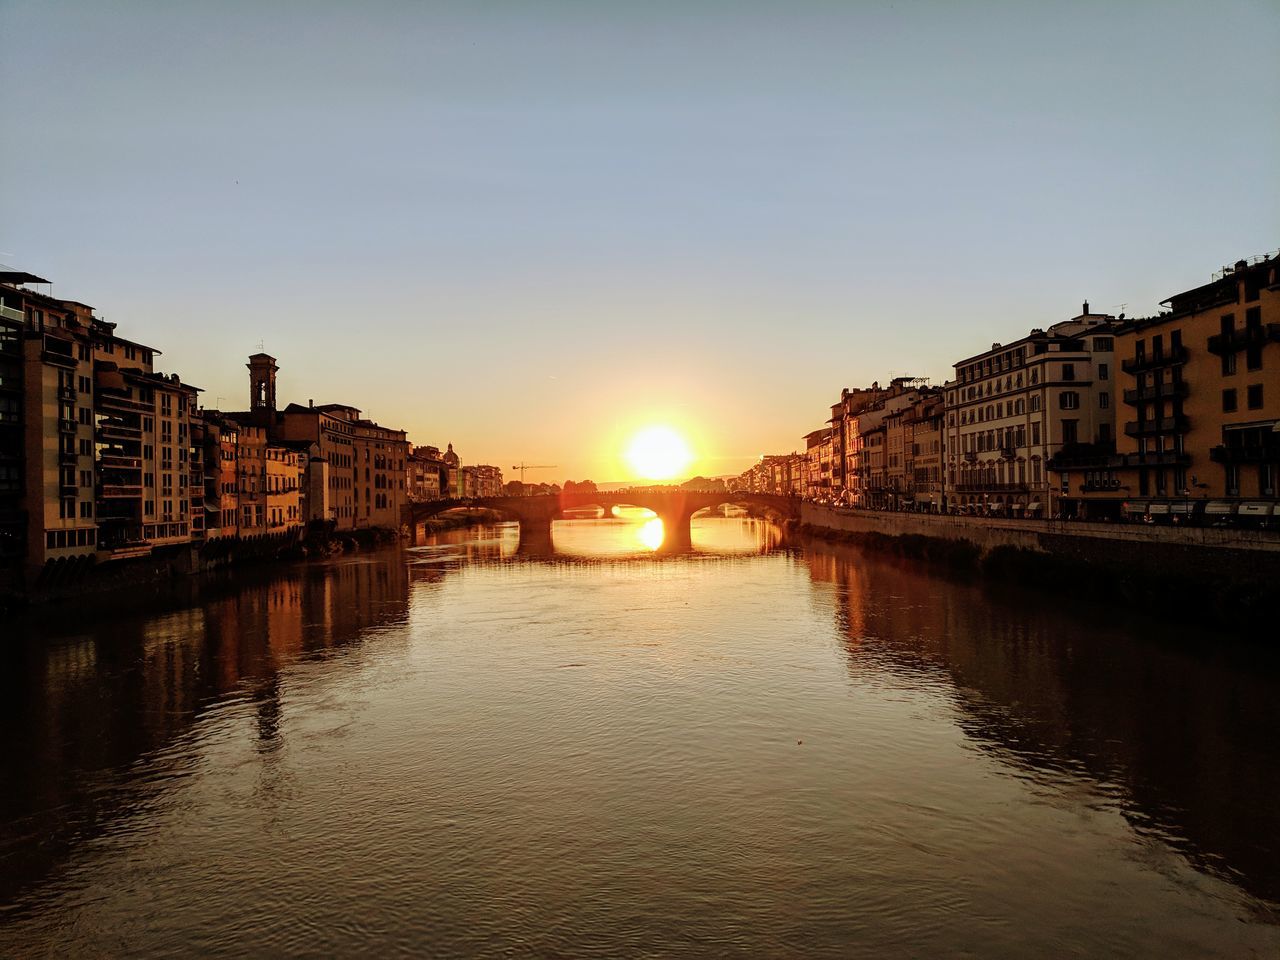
(351, 417, 408, 529)
(408, 445, 446, 501)
(1057, 253, 1279, 519)
(848, 378, 927, 508)
(943, 306, 1115, 516)
(908, 392, 946, 510)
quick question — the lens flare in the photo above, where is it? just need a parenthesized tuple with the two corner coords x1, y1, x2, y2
(624, 426, 693, 480)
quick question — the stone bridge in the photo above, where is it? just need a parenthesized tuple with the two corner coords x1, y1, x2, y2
(404, 490, 800, 551)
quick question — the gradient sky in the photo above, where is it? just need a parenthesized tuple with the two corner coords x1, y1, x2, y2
(2, 1, 1277, 483)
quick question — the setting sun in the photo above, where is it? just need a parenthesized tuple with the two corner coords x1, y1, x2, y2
(624, 426, 694, 481)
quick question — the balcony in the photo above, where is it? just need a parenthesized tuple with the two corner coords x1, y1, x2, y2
(999, 445, 1016, 459)
(99, 453, 143, 470)
(96, 422, 142, 441)
(1207, 323, 1280, 355)
(1081, 478, 1123, 492)
(40, 349, 77, 368)
(963, 451, 978, 462)
(97, 391, 152, 414)
(57, 386, 77, 402)
(1121, 450, 1190, 467)
(1210, 444, 1280, 464)
(58, 449, 78, 465)
(99, 484, 143, 499)
(952, 481, 1029, 496)
(1122, 380, 1188, 405)
(0, 303, 24, 323)
(1124, 415, 1190, 438)
(1121, 346, 1189, 374)
(58, 417, 78, 434)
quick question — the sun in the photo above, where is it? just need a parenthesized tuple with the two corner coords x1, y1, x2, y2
(624, 426, 693, 481)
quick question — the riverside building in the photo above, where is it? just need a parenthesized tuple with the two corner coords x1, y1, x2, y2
(943, 306, 1115, 517)
(1056, 252, 1280, 520)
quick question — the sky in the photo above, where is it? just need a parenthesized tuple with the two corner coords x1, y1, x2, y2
(2, 0, 1277, 483)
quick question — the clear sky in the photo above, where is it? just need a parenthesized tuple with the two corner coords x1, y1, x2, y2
(2, 1, 1277, 483)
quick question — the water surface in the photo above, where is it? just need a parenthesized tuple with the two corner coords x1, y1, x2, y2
(1, 516, 1277, 957)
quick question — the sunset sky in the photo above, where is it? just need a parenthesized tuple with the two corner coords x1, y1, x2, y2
(2, 0, 1277, 483)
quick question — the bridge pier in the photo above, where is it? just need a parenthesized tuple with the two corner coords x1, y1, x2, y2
(657, 508, 695, 552)
(516, 518, 555, 557)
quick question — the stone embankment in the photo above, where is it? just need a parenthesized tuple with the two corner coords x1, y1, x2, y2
(801, 504, 1280, 628)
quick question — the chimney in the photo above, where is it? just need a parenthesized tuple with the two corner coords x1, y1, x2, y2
(309, 398, 314, 408)
(1083, 300, 1089, 314)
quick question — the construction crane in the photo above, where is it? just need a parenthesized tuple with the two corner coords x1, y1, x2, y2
(512, 463, 558, 483)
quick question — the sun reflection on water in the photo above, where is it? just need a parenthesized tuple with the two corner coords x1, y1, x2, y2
(636, 517, 664, 551)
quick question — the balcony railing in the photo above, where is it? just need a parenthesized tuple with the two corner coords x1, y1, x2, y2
(1209, 444, 1280, 464)
(1122, 450, 1190, 467)
(96, 423, 142, 441)
(1121, 345, 1189, 374)
(1080, 479, 1123, 492)
(963, 451, 978, 462)
(953, 482, 1029, 493)
(1206, 323, 1280, 355)
(1122, 380, 1188, 405)
(97, 391, 152, 414)
(40, 349, 77, 368)
(57, 386, 77, 401)
(0, 304, 24, 323)
(99, 484, 143, 498)
(58, 418, 78, 434)
(58, 449, 78, 465)
(999, 445, 1016, 459)
(1124, 415, 1190, 437)
(99, 453, 143, 470)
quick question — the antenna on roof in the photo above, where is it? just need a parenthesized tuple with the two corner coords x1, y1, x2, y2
(256, 339, 265, 353)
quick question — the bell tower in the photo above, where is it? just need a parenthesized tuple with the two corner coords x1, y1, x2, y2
(247, 353, 278, 417)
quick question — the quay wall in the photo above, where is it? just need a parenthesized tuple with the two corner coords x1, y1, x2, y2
(800, 504, 1280, 625)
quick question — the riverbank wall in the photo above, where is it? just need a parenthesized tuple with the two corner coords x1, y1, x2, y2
(800, 504, 1280, 627)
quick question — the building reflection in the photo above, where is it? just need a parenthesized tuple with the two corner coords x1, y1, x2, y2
(0, 554, 411, 906)
(803, 538, 1280, 907)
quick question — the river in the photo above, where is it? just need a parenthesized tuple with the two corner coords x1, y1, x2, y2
(1, 513, 1277, 957)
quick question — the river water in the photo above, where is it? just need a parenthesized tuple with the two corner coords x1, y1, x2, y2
(1, 513, 1278, 958)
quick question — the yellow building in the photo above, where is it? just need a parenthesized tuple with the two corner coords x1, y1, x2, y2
(1060, 252, 1279, 520)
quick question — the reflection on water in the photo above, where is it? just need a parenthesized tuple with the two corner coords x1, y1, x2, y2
(0, 518, 1277, 957)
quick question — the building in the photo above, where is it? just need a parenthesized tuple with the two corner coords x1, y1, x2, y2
(408, 445, 447, 501)
(352, 416, 409, 529)
(802, 428, 830, 498)
(943, 306, 1115, 516)
(442, 443, 461, 498)
(908, 392, 946, 511)
(849, 378, 928, 508)
(1056, 253, 1280, 519)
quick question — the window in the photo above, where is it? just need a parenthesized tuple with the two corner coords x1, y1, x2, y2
(1223, 388, 1238, 412)
(1097, 363, 1109, 381)
(1247, 384, 1263, 409)
(1030, 395, 1041, 412)
(1062, 420, 1078, 445)
(1062, 363, 1075, 381)
(1099, 392, 1109, 409)
(1247, 346, 1262, 372)
(1093, 337, 1113, 351)
(1059, 392, 1080, 410)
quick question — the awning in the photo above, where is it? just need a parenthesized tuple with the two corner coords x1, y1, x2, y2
(1239, 502, 1272, 516)
(1148, 502, 1170, 514)
(1205, 501, 1235, 515)
(1026, 501, 1042, 511)
(1122, 501, 1148, 514)
(1169, 502, 1192, 514)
